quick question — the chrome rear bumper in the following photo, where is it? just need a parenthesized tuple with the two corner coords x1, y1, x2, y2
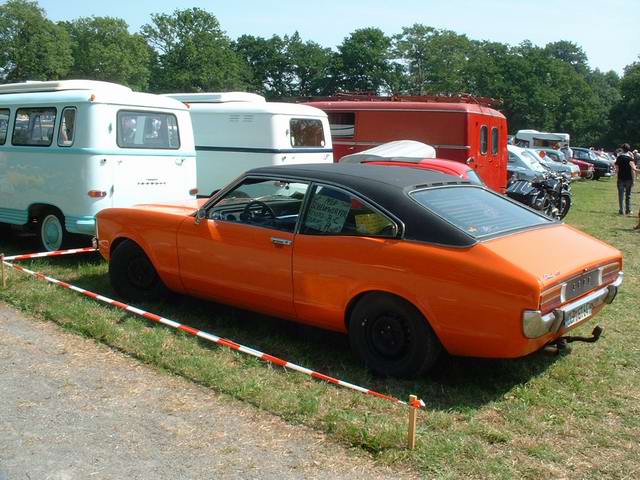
(523, 272, 623, 338)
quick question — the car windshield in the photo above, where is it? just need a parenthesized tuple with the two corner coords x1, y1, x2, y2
(410, 186, 551, 239)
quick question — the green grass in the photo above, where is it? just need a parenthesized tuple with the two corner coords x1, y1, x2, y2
(1, 178, 639, 478)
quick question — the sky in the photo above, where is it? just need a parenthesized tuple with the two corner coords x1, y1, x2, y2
(37, 0, 639, 74)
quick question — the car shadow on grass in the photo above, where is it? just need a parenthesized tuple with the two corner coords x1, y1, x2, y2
(4, 231, 564, 415)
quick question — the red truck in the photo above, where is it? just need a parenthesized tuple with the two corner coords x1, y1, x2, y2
(305, 95, 508, 192)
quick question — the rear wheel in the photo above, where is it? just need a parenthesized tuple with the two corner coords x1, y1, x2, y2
(109, 240, 167, 302)
(558, 193, 572, 219)
(348, 293, 441, 378)
(584, 170, 594, 180)
(37, 210, 67, 252)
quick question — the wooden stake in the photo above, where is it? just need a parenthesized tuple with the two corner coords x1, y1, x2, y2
(1, 253, 6, 289)
(407, 394, 418, 450)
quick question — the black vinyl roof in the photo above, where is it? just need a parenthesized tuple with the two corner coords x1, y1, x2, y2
(245, 163, 477, 247)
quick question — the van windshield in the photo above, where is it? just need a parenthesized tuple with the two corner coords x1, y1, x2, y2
(290, 118, 325, 148)
(411, 186, 551, 239)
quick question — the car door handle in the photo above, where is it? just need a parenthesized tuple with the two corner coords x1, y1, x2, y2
(271, 237, 292, 246)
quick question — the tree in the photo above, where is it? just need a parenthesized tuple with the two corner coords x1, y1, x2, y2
(0, 0, 72, 82)
(334, 28, 393, 93)
(141, 7, 248, 92)
(234, 34, 293, 97)
(544, 40, 589, 76)
(62, 16, 151, 90)
(393, 24, 474, 95)
(608, 60, 640, 147)
(286, 32, 335, 97)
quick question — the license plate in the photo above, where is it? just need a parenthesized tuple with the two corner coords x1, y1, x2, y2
(565, 303, 593, 328)
(565, 270, 599, 302)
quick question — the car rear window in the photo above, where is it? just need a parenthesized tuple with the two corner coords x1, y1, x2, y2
(410, 186, 551, 239)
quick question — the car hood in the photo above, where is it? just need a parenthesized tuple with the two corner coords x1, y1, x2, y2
(480, 224, 622, 288)
(132, 198, 207, 216)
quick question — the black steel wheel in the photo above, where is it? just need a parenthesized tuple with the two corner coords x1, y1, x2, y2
(348, 293, 441, 378)
(109, 240, 167, 302)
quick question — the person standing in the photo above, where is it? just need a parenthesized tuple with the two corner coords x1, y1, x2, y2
(616, 144, 637, 215)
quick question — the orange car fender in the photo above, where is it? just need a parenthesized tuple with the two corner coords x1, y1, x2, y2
(97, 211, 186, 293)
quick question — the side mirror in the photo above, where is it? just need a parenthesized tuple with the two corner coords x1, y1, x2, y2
(195, 208, 206, 225)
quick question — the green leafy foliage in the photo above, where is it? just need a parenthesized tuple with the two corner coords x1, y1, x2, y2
(141, 7, 248, 93)
(61, 16, 151, 90)
(333, 28, 394, 94)
(0, 0, 72, 82)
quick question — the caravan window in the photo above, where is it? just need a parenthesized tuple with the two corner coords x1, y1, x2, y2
(58, 107, 76, 147)
(0, 109, 9, 144)
(327, 112, 355, 138)
(290, 118, 325, 147)
(117, 111, 180, 149)
(12, 107, 57, 146)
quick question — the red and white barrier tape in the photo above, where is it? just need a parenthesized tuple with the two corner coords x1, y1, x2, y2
(2, 248, 425, 410)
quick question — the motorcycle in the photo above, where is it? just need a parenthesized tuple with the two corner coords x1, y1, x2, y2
(507, 172, 572, 220)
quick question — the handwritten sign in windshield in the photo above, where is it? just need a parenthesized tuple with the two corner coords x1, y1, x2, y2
(305, 193, 351, 233)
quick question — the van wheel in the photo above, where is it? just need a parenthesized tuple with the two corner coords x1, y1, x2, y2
(109, 240, 167, 302)
(348, 293, 441, 378)
(37, 211, 67, 252)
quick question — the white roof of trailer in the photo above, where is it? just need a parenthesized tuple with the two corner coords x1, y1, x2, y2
(340, 140, 436, 163)
(181, 99, 328, 117)
(515, 129, 570, 142)
(0, 80, 187, 110)
(166, 92, 266, 103)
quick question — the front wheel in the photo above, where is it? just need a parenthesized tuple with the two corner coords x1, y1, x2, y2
(584, 170, 594, 180)
(348, 294, 441, 378)
(37, 211, 67, 252)
(109, 240, 167, 302)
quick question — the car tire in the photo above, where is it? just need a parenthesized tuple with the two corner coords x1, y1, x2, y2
(558, 193, 572, 219)
(109, 240, 167, 303)
(584, 171, 594, 180)
(348, 293, 441, 378)
(593, 172, 601, 180)
(36, 210, 67, 252)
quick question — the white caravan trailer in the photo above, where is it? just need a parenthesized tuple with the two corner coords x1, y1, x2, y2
(0, 80, 197, 250)
(514, 129, 570, 148)
(165, 93, 333, 196)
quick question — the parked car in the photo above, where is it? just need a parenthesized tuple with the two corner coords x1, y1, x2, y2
(572, 147, 615, 180)
(534, 148, 581, 180)
(339, 140, 485, 186)
(524, 148, 580, 180)
(96, 164, 623, 378)
(508, 145, 547, 181)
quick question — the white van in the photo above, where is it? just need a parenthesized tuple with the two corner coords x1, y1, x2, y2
(514, 129, 570, 149)
(0, 80, 197, 250)
(165, 93, 333, 196)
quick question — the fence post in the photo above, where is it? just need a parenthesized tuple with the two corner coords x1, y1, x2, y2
(407, 394, 418, 450)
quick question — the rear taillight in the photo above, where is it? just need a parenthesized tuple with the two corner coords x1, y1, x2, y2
(189, 188, 198, 196)
(540, 283, 565, 313)
(88, 190, 107, 198)
(599, 262, 620, 285)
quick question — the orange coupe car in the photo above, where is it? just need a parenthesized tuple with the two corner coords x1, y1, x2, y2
(96, 164, 623, 377)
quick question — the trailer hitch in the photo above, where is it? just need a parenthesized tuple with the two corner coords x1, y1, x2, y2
(545, 326, 603, 355)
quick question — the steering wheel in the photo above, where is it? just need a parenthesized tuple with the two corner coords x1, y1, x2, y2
(240, 200, 276, 223)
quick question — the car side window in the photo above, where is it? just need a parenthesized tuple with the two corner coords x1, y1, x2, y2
(209, 178, 309, 233)
(301, 185, 397, 237)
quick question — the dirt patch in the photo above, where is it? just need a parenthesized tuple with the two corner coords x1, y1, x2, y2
(0, 303, 413, 479)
